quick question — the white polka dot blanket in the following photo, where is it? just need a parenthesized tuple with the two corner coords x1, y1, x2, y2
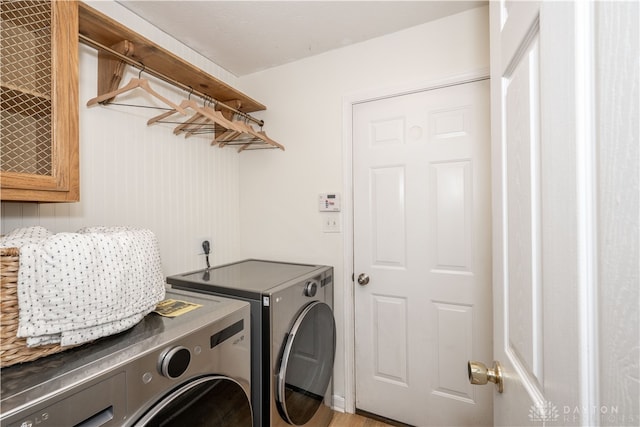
(1, 226, 166, 347)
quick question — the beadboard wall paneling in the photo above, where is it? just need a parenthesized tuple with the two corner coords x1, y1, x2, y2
(1, 1, 243, 276)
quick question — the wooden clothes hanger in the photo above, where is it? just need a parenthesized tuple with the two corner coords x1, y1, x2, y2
(199, 105, 245, 134)
(256, 130, 285, 150)
(214, 116, 257, 147)
(175, 104, 244, 137)
(211, 111, 283, 151)
(148, 97, 245, 137)
(215, 130, 253, 148)
(147, 97, 201, 126)
(237, 130, 285, 152)
(86, 73, 187, 115)
(233, 120, 284, 150)
(213, 113, 256, 141)
(214, 122, 243, 145)
(173, 111, 208, 136)
(145, 92, 284, 152)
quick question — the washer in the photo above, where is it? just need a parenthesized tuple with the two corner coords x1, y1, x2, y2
(167, 259, 335, 427)
(0, 288, 252, 427)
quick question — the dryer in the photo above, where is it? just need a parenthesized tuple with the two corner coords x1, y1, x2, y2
(168, 259, 335, 427)
(0, 288, 252, 427)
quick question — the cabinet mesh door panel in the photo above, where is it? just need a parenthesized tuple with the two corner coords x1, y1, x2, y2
(1, 1, 52, 175)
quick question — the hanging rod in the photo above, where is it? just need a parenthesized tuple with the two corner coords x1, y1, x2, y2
(78, 33, 265, 128)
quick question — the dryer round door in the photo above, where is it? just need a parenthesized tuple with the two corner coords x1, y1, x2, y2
(276, 301, 336, 426)
(132, 375, 252, 426)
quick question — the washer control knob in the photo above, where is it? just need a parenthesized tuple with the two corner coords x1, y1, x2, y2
(159, 346, 191, 379)
(304, 280, 318, 297)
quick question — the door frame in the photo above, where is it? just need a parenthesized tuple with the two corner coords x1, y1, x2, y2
(340, 68, 489, 414)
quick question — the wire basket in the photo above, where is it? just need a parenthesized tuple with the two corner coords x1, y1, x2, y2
(0, 247, 70, 368)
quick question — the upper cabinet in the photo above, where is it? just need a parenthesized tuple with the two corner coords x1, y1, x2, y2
(1, 0, 79, 202)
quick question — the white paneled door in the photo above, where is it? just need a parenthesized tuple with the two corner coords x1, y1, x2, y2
(489, 1, 591, 425)
(353, 79, 492, 426)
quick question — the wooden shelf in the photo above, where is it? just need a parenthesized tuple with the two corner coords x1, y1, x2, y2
(1, 83, 51, 101)
(78, 2, 266, 114)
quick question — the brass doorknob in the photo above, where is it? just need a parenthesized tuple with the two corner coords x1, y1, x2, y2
(357, 273, 370, 286)
(468, 360, 504, 393)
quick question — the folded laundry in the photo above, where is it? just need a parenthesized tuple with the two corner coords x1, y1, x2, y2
(0, 225, 52, 248)
(1, 226, 165, 347)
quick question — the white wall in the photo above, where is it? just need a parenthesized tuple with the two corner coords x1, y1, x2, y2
(236, 5, 490, 408)
(1, 1, 244, 275)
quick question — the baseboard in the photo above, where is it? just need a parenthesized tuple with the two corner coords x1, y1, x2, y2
(356, 409, 414, 427)
(331, 395, 346, 413)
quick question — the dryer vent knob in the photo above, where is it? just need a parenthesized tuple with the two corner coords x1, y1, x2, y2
(159, 346, 191, 379)
(304, 280, 318, 297)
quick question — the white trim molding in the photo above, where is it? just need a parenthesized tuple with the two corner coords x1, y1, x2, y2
(575, 0, 599, 420)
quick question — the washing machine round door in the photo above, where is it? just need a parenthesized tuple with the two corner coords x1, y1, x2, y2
(133, 375, 252, 426)
(276, 301, 336, 426)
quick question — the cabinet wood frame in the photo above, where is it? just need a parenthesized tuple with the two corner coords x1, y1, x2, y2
(1, 0, 79, 202)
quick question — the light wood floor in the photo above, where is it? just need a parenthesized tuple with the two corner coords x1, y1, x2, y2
(329, 412, 395, 427)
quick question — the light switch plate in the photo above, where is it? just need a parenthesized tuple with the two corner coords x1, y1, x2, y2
(322, 213, 341, 233)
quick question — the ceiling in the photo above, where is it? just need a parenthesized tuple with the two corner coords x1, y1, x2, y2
(117, 1, 486, 76)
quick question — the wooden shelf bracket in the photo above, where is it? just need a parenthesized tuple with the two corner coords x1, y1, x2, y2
(97, 39, 135, 104)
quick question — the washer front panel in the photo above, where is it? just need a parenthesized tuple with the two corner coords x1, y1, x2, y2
(132, 375, 252, 426)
